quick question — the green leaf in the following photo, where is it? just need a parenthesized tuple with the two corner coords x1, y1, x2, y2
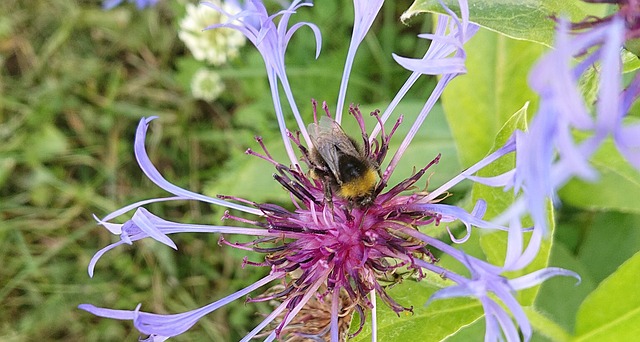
(622, 50, 640, 73)
(441, 27, 545, 168)
(524, 307, 573, 342)
(574, 251, 640, 341)
(574, 212, 640, 284)
(402, 0, 589, 46)
(441, 318, 485, 342)
(559, 138, 640, 214)
(534, 236, 596, 333)
(350, 277, 483, 342)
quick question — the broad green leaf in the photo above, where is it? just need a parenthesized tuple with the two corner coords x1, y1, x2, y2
(441, 27, 545, 168)
(574, 212, 640, 284)
(402, 0, 589, 46)
(524, 307, 573, 342)
(442, 318, 485, 342)
(574, 251, 640, 341)
(535, 237, 596, 333)
(351, 277, 483, 341)
(559, 138, 640, 213)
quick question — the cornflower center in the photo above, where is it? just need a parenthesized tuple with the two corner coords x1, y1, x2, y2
(220, 102, 443, 338)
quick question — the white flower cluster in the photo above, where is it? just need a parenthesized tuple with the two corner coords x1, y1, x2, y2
(178, 2, 246, 66)
(191, 68, 225, 101)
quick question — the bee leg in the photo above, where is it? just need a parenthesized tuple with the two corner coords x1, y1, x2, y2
(322, 178, 334, 211)
(345, 200, 355, 215)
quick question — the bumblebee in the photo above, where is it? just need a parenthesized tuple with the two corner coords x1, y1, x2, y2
(307, 116, 379, 207)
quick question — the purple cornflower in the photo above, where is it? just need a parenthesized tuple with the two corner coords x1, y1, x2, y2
(103, 0, 158, 10)
(80, 0, 579, 341)
(477, 3, 640, 236)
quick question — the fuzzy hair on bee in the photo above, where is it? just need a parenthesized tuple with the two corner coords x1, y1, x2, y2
(307, 115, 379, 207)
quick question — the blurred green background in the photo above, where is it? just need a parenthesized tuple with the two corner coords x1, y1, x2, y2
(2, 0, 639, 341)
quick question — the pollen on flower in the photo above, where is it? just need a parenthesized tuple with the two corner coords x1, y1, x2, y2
(178, 2, 246, 66)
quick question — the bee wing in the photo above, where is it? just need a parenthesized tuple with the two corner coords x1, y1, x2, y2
(321, 117, 361, 155)
(308, 116, 361, 183)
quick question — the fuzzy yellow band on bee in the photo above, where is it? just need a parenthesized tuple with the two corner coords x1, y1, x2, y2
(337, 168, 377, 200)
